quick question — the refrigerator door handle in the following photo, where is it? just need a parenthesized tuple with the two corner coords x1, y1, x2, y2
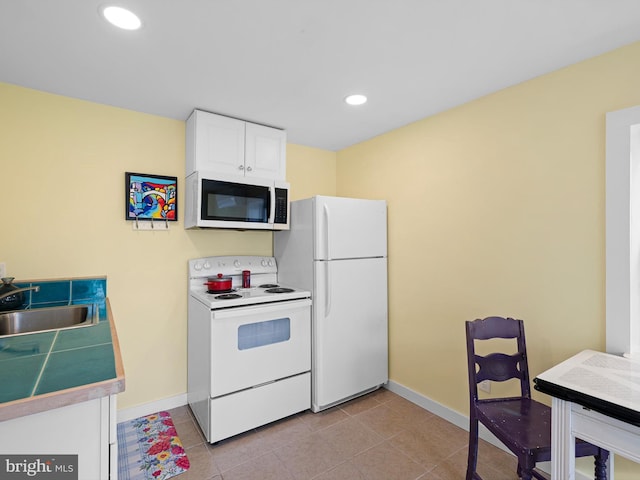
(324, 261, 332, 316)
(322, 203, 330, 260)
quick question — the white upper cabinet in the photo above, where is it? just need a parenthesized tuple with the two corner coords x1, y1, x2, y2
(245, 122, 286, 180)
(187, 110, 245, 177)
(186, 109, 286, 180)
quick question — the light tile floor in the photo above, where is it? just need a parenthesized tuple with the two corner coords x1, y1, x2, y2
(165, 389, 521, 480)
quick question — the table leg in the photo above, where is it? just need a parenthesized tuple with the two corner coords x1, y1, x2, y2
(551, 397, 576, 480)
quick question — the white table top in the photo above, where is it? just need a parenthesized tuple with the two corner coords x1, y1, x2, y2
(535, 350, 640, 426)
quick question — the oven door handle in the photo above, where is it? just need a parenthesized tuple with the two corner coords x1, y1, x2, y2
(211, 299, 311, 319)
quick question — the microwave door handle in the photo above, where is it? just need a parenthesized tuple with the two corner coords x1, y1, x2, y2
(269, 187, 276, 224)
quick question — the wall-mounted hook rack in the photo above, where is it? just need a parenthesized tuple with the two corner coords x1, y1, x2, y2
(132, 216, 170, 231)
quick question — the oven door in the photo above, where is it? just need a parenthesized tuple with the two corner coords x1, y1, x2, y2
(209, 298, 311, 397)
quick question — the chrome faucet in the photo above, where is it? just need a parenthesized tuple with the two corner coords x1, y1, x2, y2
(0, 285, 40, 301)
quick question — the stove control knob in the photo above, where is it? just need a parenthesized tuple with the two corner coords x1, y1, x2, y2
(203, 262, 211, 270)
(268, 259, 274, 267)
(193, 262, 202, 271)
(234, 260, 241, 268)
(261, 259, 268, 267)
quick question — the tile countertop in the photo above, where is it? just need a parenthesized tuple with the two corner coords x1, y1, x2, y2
(0, 298, 125, 421)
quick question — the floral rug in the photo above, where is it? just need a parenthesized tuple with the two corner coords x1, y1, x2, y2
(117, 411, 190, 480)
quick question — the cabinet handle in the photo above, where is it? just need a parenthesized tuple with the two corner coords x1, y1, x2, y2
(246, 166, 252, 172)
(238, 165, 244, 170)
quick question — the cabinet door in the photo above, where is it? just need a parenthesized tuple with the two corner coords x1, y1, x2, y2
(192, 111, 246, 176)
(245, 123, 286, 180)
(0, 397, 112, 479)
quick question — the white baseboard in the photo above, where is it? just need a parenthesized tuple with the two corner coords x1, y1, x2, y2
(117, 393, 188, 423)
(385, 380, 594, 480)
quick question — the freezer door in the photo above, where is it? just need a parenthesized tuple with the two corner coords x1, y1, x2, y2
(314, 196, 387, 260)
(313, 257, 388, 411)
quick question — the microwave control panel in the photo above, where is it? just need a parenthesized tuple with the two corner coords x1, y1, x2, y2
(274, 188, 288, 224)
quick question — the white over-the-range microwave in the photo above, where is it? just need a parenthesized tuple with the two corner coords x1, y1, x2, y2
(184, 172, 289, 230)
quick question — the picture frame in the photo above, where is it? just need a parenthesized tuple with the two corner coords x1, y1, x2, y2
(125, 172, 178, 221)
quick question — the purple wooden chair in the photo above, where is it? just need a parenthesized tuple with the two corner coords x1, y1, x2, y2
(465, 316, 608, 480)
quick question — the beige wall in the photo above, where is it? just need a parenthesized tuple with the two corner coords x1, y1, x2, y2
(0, 82, 336, 411)
(336, 40, 640, 478)
(286, 143, 337, 198)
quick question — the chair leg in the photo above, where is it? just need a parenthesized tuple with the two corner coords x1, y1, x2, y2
(466, 418, 480, 480)
(594, 448, 609, 480)
(520, 470, 533, 480)
(531, 470, 548, 480)
(518, 455, 537, 480)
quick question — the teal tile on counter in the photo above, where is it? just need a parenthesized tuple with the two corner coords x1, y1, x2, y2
(53, 321, 112, 352)
(0, 355, 48, 403)
(98, 301, 107, 319)
(31, 281, 71, 306)
(71, 278, 106, 301)
(35, 344, 116, 395)
(30, 301, 69, 308)
(0, 332, 55, 361)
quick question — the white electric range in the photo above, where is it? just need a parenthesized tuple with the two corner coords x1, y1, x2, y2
(187, 256, 312, 443)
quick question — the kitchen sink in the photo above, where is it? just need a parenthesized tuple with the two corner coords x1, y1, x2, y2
(0, 304, 99, 337)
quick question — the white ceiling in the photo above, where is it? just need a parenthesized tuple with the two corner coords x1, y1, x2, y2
(2, 1, 640, 151)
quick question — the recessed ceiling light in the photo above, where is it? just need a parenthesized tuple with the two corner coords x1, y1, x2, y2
(345, 94, 367, 106)
(102, 6, 142, 30)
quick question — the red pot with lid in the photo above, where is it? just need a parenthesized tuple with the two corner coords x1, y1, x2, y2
(204, 274, 232, 292)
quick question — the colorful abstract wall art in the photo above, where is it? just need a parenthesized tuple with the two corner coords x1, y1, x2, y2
(126, 172, 178, 221)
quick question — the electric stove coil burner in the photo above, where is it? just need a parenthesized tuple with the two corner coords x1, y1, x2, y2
(207, 289, 236, 295)
(214, 293, 243, 300)
(265, 287, 295, 294)
(259, 284, 279, 288)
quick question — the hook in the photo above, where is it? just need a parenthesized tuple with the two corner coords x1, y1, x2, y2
(151, 217, 154, 229)
(135, 216, 139, 229)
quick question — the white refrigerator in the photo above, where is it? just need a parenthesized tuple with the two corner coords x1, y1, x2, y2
(274, 195, 388, 412)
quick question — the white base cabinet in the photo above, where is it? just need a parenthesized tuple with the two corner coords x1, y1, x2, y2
(0, 396, 117, 480)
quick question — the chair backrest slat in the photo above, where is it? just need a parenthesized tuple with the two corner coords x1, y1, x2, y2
(474, 352, 525, 383)
(466, 316, 531, 401)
